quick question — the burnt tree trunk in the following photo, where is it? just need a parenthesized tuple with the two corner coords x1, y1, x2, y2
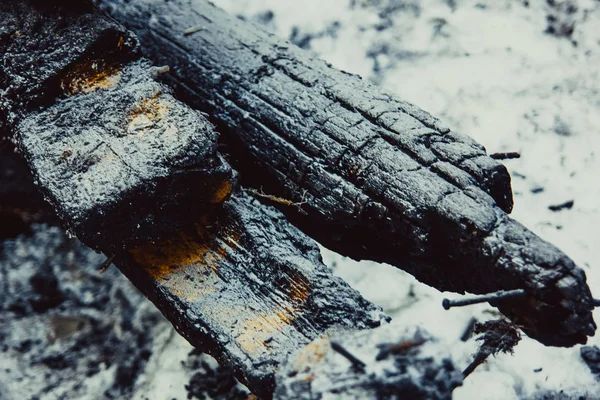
(99, 0, 596, 347)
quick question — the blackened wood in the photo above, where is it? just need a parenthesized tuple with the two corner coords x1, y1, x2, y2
(17, 59, 235, 253)
(548, 200, 574, 212)
(116, 192, 388, 398)
(2, 0, 235, 253)
(6, 112, 391, 399)
(274, 324, 462, 400)
(100, 0, 596, 347)
(490, 152, 521, 160)
(3, 5, 392, 398)
(442, 289, 527, 310)
(0, 0, 138, 133)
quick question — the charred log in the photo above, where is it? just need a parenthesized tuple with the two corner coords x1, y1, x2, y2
(0, 0, 138, 134)
(2, 2, 404, 398)
(99, 0, 596, 347)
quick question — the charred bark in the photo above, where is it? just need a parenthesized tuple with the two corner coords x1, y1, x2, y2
(0, 0, 138, 133)
(99, 0, 596, 347)
(17, 59, 235, 253)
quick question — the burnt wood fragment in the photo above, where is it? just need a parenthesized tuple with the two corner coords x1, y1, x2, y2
(5, 114, 393, 398)
(490, 152, 521, 160)
(548, 200, 575, 212)
(116, 192, 389, 398)
(463, 319, 521, 378)
(100, 0, 596, 346)
(2, 4, 397, 398)
(0, 0, 138, 133)
(2, 0, 235, 252)
(442, 289, 527, 310)
(17, 59, 235, 253)
(274, 324, 462, 400)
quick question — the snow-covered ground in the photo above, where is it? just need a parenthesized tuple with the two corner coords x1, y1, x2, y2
(206, 0, 600, 398)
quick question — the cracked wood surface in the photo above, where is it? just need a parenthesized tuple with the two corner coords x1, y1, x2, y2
(2, 0, 235, 253)
(100, 0, 596, 347)
(17, 59, 235, 253)
(117, 192, 388, 398)
(1, 3, 397, 397)
(0, 0, 139, 134)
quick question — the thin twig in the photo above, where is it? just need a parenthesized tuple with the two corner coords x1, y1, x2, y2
(442, 289, 527, 310)
(490, 152, 521, 160)
(246, 187, 308, 214)
(98, 254, 116, 274)
(330, 341, 366, 372)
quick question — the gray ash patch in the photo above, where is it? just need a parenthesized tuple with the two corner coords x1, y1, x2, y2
(289, 21, 342, 50)
(0, 224, 170, 399)
(274, 324, 462, 400)
(351, 0, 421, 31)
(545, 0, 578, 39)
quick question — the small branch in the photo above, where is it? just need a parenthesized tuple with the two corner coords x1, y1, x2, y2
(548, 200, 574, 212)
(246, 187, 307, 214)
(442, 289, 527, 310)
(98, 254, 116, 274)
(330, 341, 366, 371)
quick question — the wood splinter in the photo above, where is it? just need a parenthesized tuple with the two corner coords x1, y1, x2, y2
(98, 253, 116, 274)
(330, 341, 367, 371)
(443, 292, 600, 310)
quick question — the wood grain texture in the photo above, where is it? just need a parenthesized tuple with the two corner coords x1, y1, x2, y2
(117, 192, 389, 398)
(2, 4, 393, 397)
(100, 0, 596, 346)
(2, 0, 235, 252)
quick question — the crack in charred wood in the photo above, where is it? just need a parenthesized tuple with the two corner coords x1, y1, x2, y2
(96, 0, 597, 347)
(0, 3, 414, 398)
